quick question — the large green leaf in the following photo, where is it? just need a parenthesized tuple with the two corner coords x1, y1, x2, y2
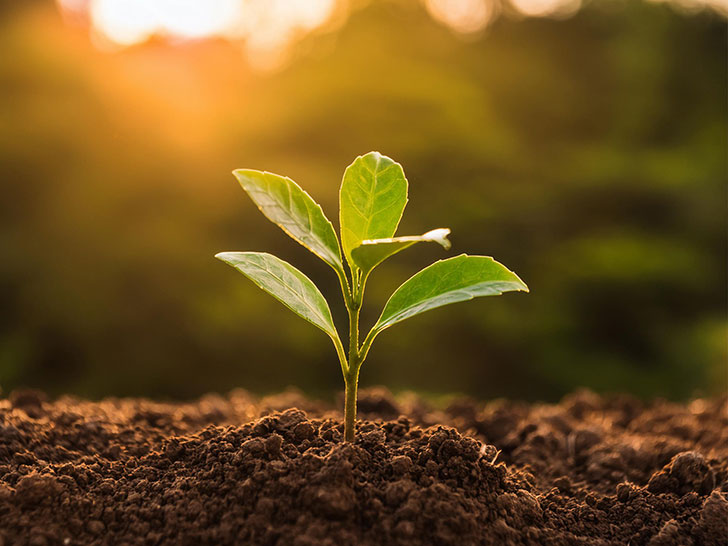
(215, 251, 338, 339)
(371, 254, 528, 335)
(339, 152, 408, 266)
(350, 228, 452, 275)
(233, 169, 343, 272)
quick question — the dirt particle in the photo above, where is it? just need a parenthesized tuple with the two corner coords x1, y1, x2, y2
(28, 535, 47, 546)
(394, 520, 415, 538)
(384, 479, 415, 506)
(562, 389, 601, 419)
(87, 520, 105, 535)
(0, 482, 13, 500)
(240, 438, 265, 457)
(355, 387, 401, 419)
(390, 455, 413, 475)
(647, 520, 685, 546)
(293, 422, 315, 441)
(252, 421, 269, 435)
(498, 490, 542, 525)
(309, 486, 356, 518)
(647, 451, 715, 496)
(9, 389, 47, 409)
(572, 428, 602, 453)
(554, 476, 571, 493)
(14, 473, 62, 506)
(9, 389, 47, 418)
(697, 490, 728, 544)
(360, 428, 386, 445)
(279, 408, 307, 427)
(265, 433, 283, 456)
(616, 482, 636, 502)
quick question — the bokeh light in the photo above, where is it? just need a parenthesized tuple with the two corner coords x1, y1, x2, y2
(88, 0, 243, 46)
(57, 0, 340, 68)
(509, 0, 581, 17)
(423, 0, 497, 33)
(56, 0, 728, 65)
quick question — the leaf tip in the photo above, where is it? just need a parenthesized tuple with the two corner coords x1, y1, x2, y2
(511, 273, 529, 293)
(215, 251, 235, 263)
(362, 151, 401, 171)
(232, 168, 265, 183)
(422, 228, 452, 250)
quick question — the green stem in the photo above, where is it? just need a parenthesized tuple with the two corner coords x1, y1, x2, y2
(358, 326, 378, 365)
(344, 364, 360, 442)
(343, 267, 363, 442)
(348, 306, 360, 361)
(335, 266, 353, 309)
(330, 263, 353, 381)
(332, 335, 348, 379)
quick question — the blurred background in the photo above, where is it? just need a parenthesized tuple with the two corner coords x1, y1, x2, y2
(0, 0, 725, 402)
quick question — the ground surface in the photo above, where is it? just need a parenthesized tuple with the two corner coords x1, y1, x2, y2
(0, 387, 725, 545)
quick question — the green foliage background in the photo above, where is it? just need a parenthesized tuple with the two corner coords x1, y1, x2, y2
(0, 0, 725, 401)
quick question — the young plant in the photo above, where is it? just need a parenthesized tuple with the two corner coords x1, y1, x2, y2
(216, 152, 528, 442)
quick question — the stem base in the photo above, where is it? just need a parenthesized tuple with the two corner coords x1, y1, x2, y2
(344, 368, 359, 442)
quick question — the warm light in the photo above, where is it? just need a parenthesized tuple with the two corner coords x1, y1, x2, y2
(90, 0, 154, 46)
(227, 0, 338, 69)
(424, 0, 496, 34)
(57, 0, 339, 68)
(88, 0, 245, 46)
(153, 0, 242, 39)
(57, 0, 89, 15)
(697, 0, 728, 12)
(56, 0, 728, 64)
(509, 0, 581, 17)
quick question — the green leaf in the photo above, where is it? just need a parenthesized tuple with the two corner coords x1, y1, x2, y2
(233, 169, 343, 272)
(371, 254, 528, 335)
(339, 152, 408, 266)
(215, 251, 338, 339)
(350, 228, 452, 275)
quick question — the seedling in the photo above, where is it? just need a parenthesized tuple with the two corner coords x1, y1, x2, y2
(216, 152, 528, 441)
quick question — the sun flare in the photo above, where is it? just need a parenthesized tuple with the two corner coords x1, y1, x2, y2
(57, 0, 339, 68)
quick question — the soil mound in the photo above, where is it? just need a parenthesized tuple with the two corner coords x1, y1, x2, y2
(0, 388, 725, 545)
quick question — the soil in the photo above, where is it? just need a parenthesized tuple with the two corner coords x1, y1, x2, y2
(0, 387, 726, 546)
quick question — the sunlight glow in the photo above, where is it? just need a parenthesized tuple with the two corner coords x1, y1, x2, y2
(424, 0, 497, 33)
(57, 0, 338, 68)
(90, 0, 154, 46)
(229, 0, 338, 69)
(56, 0, 728, 65)
(509, 0, 581, 17)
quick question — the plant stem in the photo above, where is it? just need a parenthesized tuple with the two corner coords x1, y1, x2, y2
(358, 327, 377, 365)
(344, 365, 359, 442)
(332, 335, 349, 379)
(343, 273, 362, 442)
(348, 307, 359, 361)
(335, 266, 353, 309)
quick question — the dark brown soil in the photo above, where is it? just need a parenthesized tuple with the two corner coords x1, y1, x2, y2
(0, 387, 726, 545)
